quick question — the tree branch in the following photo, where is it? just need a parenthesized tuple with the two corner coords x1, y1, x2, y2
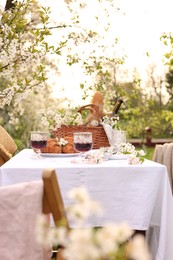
(5, 0, 15, 11)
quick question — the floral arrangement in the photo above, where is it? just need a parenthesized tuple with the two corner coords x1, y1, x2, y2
(101, 115, 120, 130)
(71, 143, 146, 165)
(39, 110, 121, 132)
(36, 186, 151, 260)
(98, 143, 146, 165)
(128, 150, 146, 165)
(39, 109, 84, 131)
(117, 142, 136, 154)
(84, 150, 104, 164)
(117, 143, 146, 164)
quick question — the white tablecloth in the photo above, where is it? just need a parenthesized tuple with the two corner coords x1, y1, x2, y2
(0, 149, 173, 260)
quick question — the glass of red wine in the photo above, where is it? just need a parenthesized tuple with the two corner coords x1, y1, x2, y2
(73, 132, 93, 157)
(30, 131, 49, 159)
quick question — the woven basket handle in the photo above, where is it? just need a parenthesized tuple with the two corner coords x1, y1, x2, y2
(78, 104, 99, 125)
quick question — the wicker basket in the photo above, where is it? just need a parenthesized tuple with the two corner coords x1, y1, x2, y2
(53, 125, 110, 149)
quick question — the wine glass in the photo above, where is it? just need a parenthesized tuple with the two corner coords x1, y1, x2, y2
(30, 131, 49, 159)
(73, 132, 93, 156)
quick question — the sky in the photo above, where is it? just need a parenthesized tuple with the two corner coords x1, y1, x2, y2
(114, 0, 172, 75)
(45, 0, 172, 103)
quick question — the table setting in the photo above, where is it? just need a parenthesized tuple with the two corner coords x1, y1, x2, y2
(1, 92, 173, 259)
(31, 91, 146, 167)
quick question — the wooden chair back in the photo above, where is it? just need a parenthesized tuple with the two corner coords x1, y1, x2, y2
(0, 125, 17, 166)
(42, 168, 69, 230)
(42, 169, 69, 260)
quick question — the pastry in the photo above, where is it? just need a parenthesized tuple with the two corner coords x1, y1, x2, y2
(41, 137, 77, 154)
(62, 136, 77, 154)
(41, 138, 62, 153)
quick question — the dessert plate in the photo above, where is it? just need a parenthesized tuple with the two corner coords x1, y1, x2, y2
(40, 153, 79, 157)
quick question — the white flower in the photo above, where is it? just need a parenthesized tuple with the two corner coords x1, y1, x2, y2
(36, 187, 151, 260)
(35, 215, 51, 247)
(129, 234, 152, 260)
(63, 229, 99, 260)
(49, 226, 68, 246)
(67, 186, 103, 224)
(57, 137, 68, 146)
(118, 142, 136, 155)
(128, 154, 142, 165)
(40, 109, 84, 129)
(95, 222, 133, 256)
(90, 120, 99, 126)
(84, 151, 104, 164)
(138, 150, 146, 156)
(101, 115, 120, 130)
(68, 186, 91, 203)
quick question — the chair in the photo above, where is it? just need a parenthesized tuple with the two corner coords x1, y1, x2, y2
(42, 169, 69, 230)
(0, 168, 68, 260)
(0, 125, 17, 166)
(42, 169, 69, 260)
(153, 143, 173, 192)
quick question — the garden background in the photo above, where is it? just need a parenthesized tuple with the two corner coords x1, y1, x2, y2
(0, 0, 173, 160)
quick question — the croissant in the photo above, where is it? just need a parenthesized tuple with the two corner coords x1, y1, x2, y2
(41, 138, 62, 153)
(62, 136, 77, 154)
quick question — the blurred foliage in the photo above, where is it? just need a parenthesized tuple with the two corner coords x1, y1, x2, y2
(136, 146, 154, 161)
(0, 1, 173, 152)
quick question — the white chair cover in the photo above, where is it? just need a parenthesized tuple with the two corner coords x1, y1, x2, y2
(0, 181, 50, 260)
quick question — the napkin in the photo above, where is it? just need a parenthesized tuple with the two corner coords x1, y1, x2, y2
(0, 181, 51, 260)
(102, 124, 113, 146)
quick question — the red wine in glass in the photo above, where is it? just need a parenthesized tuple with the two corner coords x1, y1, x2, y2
(30, 140, 47, 150)
(30, 131, 49, 159)
(74, 142, 92, 152)
(73, 132, 93, 155)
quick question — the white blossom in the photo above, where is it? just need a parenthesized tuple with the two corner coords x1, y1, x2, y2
(128, 154, 142, 165)
(36, 187, 151, 260)
(84, 150, 104, 163)
(57, 138, 68, 146)
(67, 186, 103, 224)
(128, 235, 152, 260)
(138, 150, 146, 156)
(63, 229, 99, 260)
(90, 120, 99, 126)
(40, 109, 84, 129)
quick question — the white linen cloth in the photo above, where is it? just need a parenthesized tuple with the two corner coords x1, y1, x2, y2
(0, 149, 173, 260)
(0, 180, 50, 260)
(102, 123, 113, 145)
